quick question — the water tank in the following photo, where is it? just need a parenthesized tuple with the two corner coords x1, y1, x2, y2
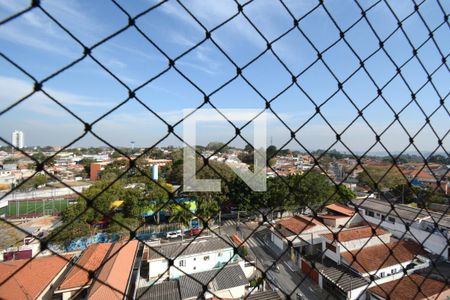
(152, 164, 158, 181)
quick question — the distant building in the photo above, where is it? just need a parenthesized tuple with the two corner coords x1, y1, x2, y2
(11, 130, 24, 149)
(90, 161, 111, 181)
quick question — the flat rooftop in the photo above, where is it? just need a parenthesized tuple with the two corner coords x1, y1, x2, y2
(352, 199, 450, 229)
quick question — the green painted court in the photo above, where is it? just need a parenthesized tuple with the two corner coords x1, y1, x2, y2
(6, 199, 70, 218)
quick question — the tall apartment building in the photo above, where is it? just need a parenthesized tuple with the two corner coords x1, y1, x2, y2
(11, 130, 24, 149)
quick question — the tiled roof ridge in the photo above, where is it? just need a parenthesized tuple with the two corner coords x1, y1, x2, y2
(85, 243, 119, 298)
(59, 243, 112, 290)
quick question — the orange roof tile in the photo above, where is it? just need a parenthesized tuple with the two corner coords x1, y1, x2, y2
(58, 243, 112, 291)
(321, 225, 387, 242)
(277, 215, 323, 235)
(326, 203, 355, 216)
(341, 240, 423, 273)
(369, 274, 449, 299)
(87, 240, 139, 300)
(0, 255, 72, 300)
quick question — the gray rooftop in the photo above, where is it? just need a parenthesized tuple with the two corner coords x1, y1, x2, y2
(148, 237, 233, 260)
(179, 264, 248, 299)
(136, 281, 181, 300)
(317, 260, 369, 292)
(352, 199, 450, 229)
(247, 291, 282, 300)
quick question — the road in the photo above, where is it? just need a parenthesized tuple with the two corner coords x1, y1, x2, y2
(219, 218, 332, 300)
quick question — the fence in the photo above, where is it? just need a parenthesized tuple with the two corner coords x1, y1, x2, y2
(0, 1, 449, 300)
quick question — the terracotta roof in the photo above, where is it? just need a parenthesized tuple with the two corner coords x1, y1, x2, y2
(0, 255, 72, 300)
(369, 274, 450, 299)
(321, 225, 388, 242)
(87, 240, 139, 300)
(277, 215, 323, 235)
(318, 215, 349, 220)
(58, 243, 112, 291)
(341, 240, 424, 273)
(326, 203, 355, 216)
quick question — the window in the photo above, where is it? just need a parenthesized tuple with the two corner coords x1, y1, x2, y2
(380, 272, 385, 277)
(218, 252, 223, 257)
(388, 217, 395, 224)
(326, 243, 336, 252)
(204, 256, 210, 261)
(366, 210, 375, 217)
(179, 260, 186, 267)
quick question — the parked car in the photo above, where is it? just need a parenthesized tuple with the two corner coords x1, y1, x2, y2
(271, 263, 280, 273)
(190, 228, 202, 236)
(166, 230, 182, 239)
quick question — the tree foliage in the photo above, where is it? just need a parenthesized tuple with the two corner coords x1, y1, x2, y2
(357, 166, 406, 190)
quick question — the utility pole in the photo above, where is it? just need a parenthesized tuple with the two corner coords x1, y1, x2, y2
(218, 211, 221, 235)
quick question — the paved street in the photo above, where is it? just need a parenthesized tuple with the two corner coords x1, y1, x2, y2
(219, 217, 332, 300)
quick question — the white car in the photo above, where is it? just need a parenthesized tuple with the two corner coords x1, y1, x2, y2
(166, 230, 182, 239)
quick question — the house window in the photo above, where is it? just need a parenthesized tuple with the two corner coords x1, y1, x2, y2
(204, 256, 210, 261)
(388, 217, 395, 224)
(179, 260, 186, 267)
(366, 210, 375, 217)
(326, 243, 336, 252)
(218, 252, 223, 257)
(380, 272, 385, 277)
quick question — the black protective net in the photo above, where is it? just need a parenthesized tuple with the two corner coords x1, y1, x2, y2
(0, 0, 449, 299)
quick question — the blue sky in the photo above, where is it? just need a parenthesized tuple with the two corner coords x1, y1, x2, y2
(0, 0, 448, 154)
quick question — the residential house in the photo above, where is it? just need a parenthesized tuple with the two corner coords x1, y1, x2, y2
(271, 215, 328, 264)
(145, 237, 246, 282)
(136, 263, 249, 300)
(55, 243, 112, 299)
(0, 254, 73, 300)
(350, 199, 450, 260)
(86, 240, 140, 300)
(368, 274, 449, 300)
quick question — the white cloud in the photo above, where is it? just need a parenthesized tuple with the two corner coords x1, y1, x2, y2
(0, 76, 113, 116)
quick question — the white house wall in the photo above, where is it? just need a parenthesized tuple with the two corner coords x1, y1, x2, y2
(340, 234, 391, 252)
(149, 248, 234, 280)
(359, 210, 448, 260)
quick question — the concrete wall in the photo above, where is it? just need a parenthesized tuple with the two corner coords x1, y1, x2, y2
(340, 234, 391, 252)
(148, 248, 234, 280)
(271, 233, 285, 250)
(348, 285, 368, 300)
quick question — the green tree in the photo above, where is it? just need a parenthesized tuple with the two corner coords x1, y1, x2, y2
(16, 174, 48, 191)
(357, 166, 406, 190)
(267, 145, 277, 159)
(196, 198, 220, 225)
(286, 171, 336, 208)
(336, 185, 356, 202)
(169, 204, 193, 239)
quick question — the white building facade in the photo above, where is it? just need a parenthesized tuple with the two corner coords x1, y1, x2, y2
(11, 130, 24, 149)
